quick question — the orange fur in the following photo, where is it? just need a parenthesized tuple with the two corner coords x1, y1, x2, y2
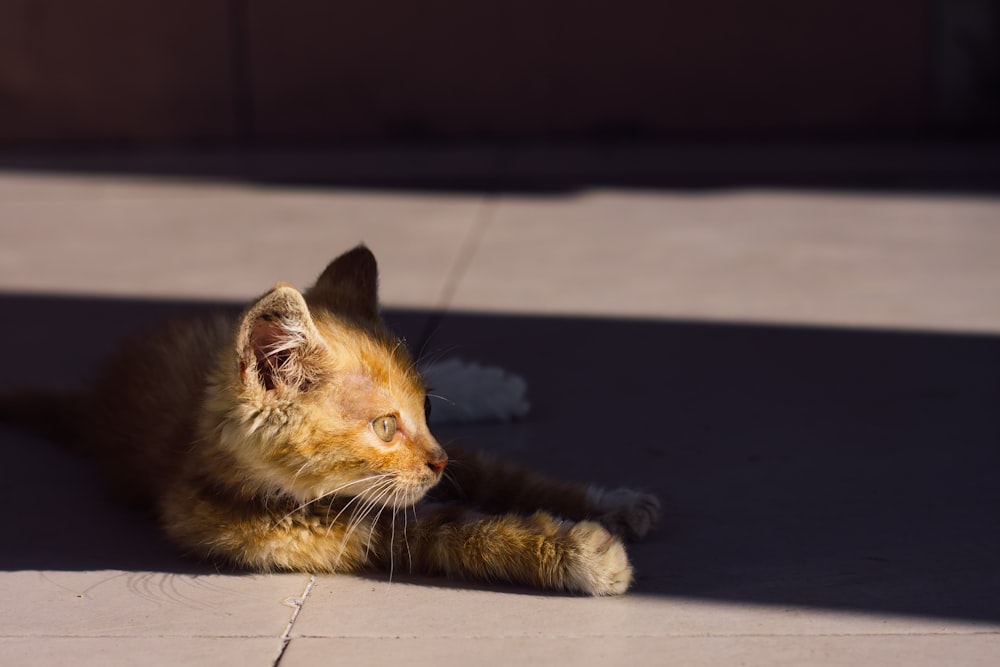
(0, 246, 659, 595)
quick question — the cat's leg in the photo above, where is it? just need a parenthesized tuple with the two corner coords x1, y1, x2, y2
(434, 446, 660, 541)
(390, 503, 633, 595)
(158, 486, 386, 574)
(160, 483, 632, 595)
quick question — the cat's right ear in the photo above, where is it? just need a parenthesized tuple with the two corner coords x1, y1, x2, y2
(235, 285, 328, 395)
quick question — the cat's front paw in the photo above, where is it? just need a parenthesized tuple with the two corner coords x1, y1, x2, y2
(587, 487, 661, 541)
(564, 521, 633, 596)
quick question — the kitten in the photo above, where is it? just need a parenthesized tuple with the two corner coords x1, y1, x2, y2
(0, 246, 659, 595)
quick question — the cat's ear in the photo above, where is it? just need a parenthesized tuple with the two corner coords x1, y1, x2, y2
(236, 284, 328, 394)
(304, 245, 380, 323)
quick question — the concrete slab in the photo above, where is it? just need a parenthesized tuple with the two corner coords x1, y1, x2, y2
(0, 570, 307, 638)
(1, 637, 283, 667)
(1, 157, 998, 667)
(293, 577, 996, 639)
(280, 635, 1000, 667)
(451, 190, 1000, 332)
(0, 172, 482, 308)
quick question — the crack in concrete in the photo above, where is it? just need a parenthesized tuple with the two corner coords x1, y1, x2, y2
(273, 575, 316, 667)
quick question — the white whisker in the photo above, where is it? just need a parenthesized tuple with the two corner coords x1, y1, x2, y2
(385, 489, 400, 586)
(362, 482, 399, 557)
(426, 392, 455, 406)
(401, 490, 412, 573)
(289, 460, 312, 486)
(334, 478, 397, 566)
(279, 473, 393, 524)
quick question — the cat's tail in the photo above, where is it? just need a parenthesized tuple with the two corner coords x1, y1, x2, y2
(0, 388, 87, 450)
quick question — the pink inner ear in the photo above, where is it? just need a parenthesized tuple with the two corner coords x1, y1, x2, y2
(250, 318, 291, 392)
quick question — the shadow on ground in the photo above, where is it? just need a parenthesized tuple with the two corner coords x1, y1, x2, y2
(1, 140, 999, 194)
(0, 294, 997, 622)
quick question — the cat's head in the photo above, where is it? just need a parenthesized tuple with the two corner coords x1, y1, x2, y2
(205, 245, 447, 508)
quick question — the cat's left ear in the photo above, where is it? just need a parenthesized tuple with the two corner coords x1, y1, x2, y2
(236, 284, 328, 394)
(304, 245, 380, 324)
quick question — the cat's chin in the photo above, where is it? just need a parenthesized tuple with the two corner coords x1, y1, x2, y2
(302, 481, 433, 510)
(380, 482, 435, 509)
(391, 487, 431, 508)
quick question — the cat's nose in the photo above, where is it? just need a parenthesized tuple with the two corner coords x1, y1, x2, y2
(426, 450, 448, 476)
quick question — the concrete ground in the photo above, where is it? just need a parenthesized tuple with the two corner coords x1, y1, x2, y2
(0, 145, 998, 666)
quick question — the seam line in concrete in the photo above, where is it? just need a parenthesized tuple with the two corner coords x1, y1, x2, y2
(413, 195, 495, 356)
(436, 194, 494, 311)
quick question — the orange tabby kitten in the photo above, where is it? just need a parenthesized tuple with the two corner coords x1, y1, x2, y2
(0, 246, 659, 595)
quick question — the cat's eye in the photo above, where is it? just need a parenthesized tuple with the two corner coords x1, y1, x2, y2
(372, 415, 397, 442)
(424, 395, 432, 420)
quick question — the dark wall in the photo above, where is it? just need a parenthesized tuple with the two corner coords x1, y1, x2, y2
(0, 1, 995, 146)
(0, 1, 235, 144)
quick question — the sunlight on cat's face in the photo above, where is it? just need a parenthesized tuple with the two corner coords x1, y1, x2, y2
(221, 309, 448, 510)
(301, 344, 446, 509)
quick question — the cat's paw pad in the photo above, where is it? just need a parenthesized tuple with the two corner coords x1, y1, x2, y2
(420, 358, 530, 424)
(587, 487, 661, 541)
(564, 521, 633, 596)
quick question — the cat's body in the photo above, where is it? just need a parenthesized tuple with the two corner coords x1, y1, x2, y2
(1, 247, 658, 595)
